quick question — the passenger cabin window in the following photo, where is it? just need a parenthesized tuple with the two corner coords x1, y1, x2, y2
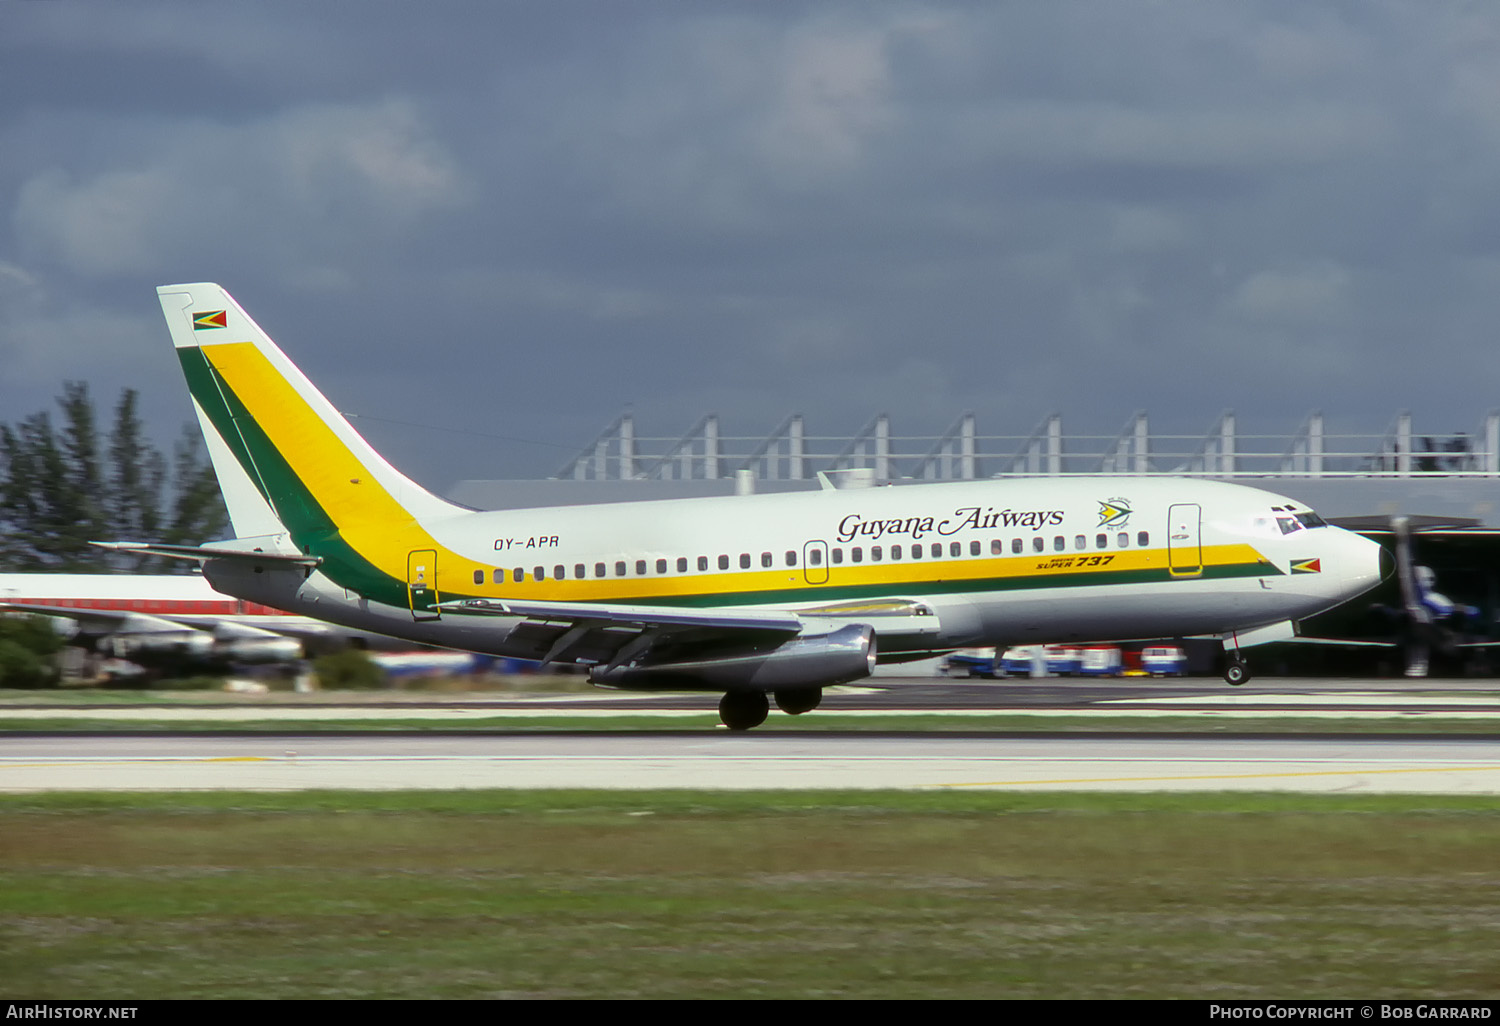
(1032, 537, 1044, 553)
(739, 553, 751, 569)
(1053, 536, 1065, 552)
(493, 569, 505, 584)
(1013, 539, 1024, 554)
(1137, 531, 1150, 547)
(970, 541, 980, 556)
(991, 540, 1003, 555)
(852, 547, 863, 563)
(808, 548, 823, 566)
(831, 548, 843, 564)
(932, 543, 942, 558)
(575, 564, 586, 579)
(1074, 535, 1086, 550)
(871, 546, 882, 561)
(473, 569, 484, 585)
(718, 555, 729, 570)
(513, 568, 525, 582)
(910, 544, 921, 560)
(762, 552, 773, 568)
(636, 560, 647, 575)
(615, 561, 627, 577)
(1096, 534, 1107, 549)
(677, 557, 688, 573)
(656, 558, 667, 574)
(1117, 533, 1129, 548)
(891, 545, 902, 559)
(785, 551, 797, 566)
(554, 565, 565, 580)
(533, 567, 545, 581)
(595, 563, 606, 578)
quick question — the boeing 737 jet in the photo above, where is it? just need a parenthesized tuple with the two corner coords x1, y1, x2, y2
(101, 284, 1390, 728)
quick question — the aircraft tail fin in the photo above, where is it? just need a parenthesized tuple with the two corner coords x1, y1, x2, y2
(157, 283, 462, 546)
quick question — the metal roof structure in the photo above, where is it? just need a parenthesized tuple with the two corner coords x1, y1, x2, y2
(554, 410, 1500, 482)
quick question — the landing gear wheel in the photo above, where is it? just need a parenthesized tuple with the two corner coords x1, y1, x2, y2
(719, 691, 770, 731)
(773, 687, 822, 716)
(1224, 660, 1251, 687)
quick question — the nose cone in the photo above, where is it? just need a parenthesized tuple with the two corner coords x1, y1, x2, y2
(1340, 529, 1388, 599)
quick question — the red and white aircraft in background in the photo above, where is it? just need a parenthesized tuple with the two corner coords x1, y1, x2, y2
(0, 572, 411, 675)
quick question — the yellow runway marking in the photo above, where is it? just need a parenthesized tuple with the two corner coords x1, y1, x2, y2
(0, 757, 271, 770)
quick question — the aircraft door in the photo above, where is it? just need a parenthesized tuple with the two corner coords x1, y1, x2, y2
(803, 540, 829, 585)
(408, 549, 441, 620)
(1167, 504, 1203, 578)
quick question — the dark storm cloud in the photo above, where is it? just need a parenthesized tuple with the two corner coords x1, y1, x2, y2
(4, 1, 1500, 490)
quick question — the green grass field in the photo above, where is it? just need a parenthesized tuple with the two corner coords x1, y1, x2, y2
(3, 791, 1498, 999)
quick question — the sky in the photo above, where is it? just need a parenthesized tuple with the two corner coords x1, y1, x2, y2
(4, 0, 1500, 493)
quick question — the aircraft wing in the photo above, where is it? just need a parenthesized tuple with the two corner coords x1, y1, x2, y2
(1279, 635, 1500, 650)
(437, 596, 941, 671)
(437, 598, 803, 668)
(1274, 636, 1397, 649)
(442, 597, 806, 633)
(0, 602, 199, 636)
(160, 614, 419, 651)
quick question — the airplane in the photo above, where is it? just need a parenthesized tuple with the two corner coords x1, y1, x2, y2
(1289, 516, 1500, 677)
(97, 283, 1391, 729)
(0, 572, 416, 678)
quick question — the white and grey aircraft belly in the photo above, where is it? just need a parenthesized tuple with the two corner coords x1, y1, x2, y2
(100, 284, 1390, 729)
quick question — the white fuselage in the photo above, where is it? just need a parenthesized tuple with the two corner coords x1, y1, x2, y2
(202, 476, 1386, 662)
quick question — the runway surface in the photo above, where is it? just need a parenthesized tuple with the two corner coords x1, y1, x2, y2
(5, 733, 1500, 793)
(4, 677, 1499, 793)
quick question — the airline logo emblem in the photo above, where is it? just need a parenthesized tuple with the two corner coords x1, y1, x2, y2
(1291, 558, 1322, 574)
(192, 310, 228, 330)
(1097, 498, 1132, 528)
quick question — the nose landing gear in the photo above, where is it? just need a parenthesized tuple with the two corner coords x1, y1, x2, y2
(1223, 658, 1251, 686)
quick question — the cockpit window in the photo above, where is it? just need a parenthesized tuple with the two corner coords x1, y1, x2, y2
(1276, 516, 1301, 535)
(1294, 512, 1327, 529)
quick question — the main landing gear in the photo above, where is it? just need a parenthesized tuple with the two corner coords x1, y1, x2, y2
(719, 691, 769, 731)
(1223, 657, 1251, 686)
(718, 688, 824, 730)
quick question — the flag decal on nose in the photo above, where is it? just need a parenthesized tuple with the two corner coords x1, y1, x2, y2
(1291, 558, 1321, 574)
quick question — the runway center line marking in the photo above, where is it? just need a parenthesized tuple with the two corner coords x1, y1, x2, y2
(942, 763, 1500, 787)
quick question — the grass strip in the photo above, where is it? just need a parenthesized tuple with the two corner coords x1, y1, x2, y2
(3, 790, 1498, 999)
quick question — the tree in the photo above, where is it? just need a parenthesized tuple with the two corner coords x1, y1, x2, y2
(163, 423, 229, 548)
(0, 613, 63, 687)
(0, 385, 228, 572)
(105, 389, 166, 572)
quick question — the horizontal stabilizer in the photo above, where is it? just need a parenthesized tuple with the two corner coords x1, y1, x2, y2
(91, 541, 321, 567)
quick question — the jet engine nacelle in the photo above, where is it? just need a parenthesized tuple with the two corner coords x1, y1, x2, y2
(108, 632, 214, 658)
(218, 637, 305, 664)
(590, 622, 876, 691)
